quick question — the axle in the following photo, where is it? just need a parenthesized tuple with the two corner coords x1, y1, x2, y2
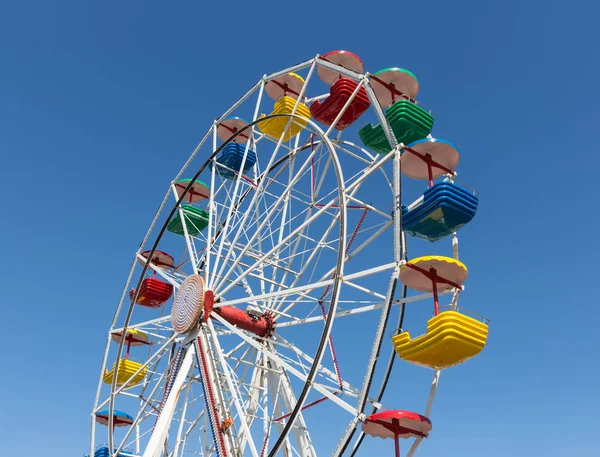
(203, 290, 276, 337)
(213, 306, 276, 338)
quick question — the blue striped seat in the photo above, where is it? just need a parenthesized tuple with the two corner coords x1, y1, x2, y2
(89, 446, 136, 457)
(209, 143, 257, 180)
(402, 182, 478, 242)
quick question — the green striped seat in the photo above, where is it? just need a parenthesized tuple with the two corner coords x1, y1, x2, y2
(167, 205, 209, 236)
(359, 100, 434, 155)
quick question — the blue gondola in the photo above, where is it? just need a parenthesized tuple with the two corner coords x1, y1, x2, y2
(402, 181, 478, 242)
(209, 142, 257, 180)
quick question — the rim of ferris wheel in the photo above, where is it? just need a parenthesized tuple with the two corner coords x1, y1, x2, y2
(370, 68, 420, 109)
(317, 50, 364, 85)
(265, 72, 305, 101)
(95, 410, 134, 428)
(174, 178, 210, 203)
(171, 274, 206, 334)
(400, 256, 468, 293)
(217, 116, 252, 144)
(110, 328, 149, 346)
(138, 250, 174, 270)
(401, 138, 460, 182)
(362, 410, 432, 439)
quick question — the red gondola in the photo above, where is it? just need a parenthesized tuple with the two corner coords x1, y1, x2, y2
(310, 78, 370, 130)
(129, 277, 173, 308)
(310, 50, 371, 130)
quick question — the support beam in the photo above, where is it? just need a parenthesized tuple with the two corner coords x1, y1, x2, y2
(143, 347, 194, 457)
(266, 351, 316, 457)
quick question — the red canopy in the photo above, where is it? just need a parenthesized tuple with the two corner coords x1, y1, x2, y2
(362, 410, 432, 440)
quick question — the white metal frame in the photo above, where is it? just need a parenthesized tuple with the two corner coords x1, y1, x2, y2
(88, 53, 467, 457)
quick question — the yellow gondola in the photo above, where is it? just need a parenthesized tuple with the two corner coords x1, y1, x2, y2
(392, 310, 488, 370)
(103, 359, 148, 386)
(394, 255, 488, 369)
(258, 95, 311, 141)
(258, 72, 311, 141)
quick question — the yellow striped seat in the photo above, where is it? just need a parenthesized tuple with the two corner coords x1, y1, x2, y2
(258, 96, 311, 141)
(103, 359, 148, 386)
(392, 311, 488, 370)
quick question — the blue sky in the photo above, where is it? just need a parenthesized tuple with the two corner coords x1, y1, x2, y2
(1, 1, 598, 456)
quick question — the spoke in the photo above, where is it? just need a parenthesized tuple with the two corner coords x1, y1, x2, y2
(210, 311, 358, 416)
(142, 347, 195, 457)
(274, 335, 383, 410)
(265, 341, 317, 457)
(213, 143, 320, 294)
(210, 141, 255, 289)
(276, 288, 452, 328)
(217, 198, 338, 298)
(205, 319, 260, 457)
(279, 262, 397, 315)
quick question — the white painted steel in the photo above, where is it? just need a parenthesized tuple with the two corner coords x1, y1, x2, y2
(88, 53, 455, 457)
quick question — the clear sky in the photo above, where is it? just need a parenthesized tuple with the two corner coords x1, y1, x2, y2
(1, 1, 598, 457)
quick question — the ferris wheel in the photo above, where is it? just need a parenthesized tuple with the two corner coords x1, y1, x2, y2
(88, 51, 489, 457)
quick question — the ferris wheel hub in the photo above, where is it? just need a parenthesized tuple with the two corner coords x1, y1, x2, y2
(171, 274, 206, 334)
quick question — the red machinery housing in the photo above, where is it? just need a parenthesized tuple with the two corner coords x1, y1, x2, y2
(212, 305, 276, 338)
